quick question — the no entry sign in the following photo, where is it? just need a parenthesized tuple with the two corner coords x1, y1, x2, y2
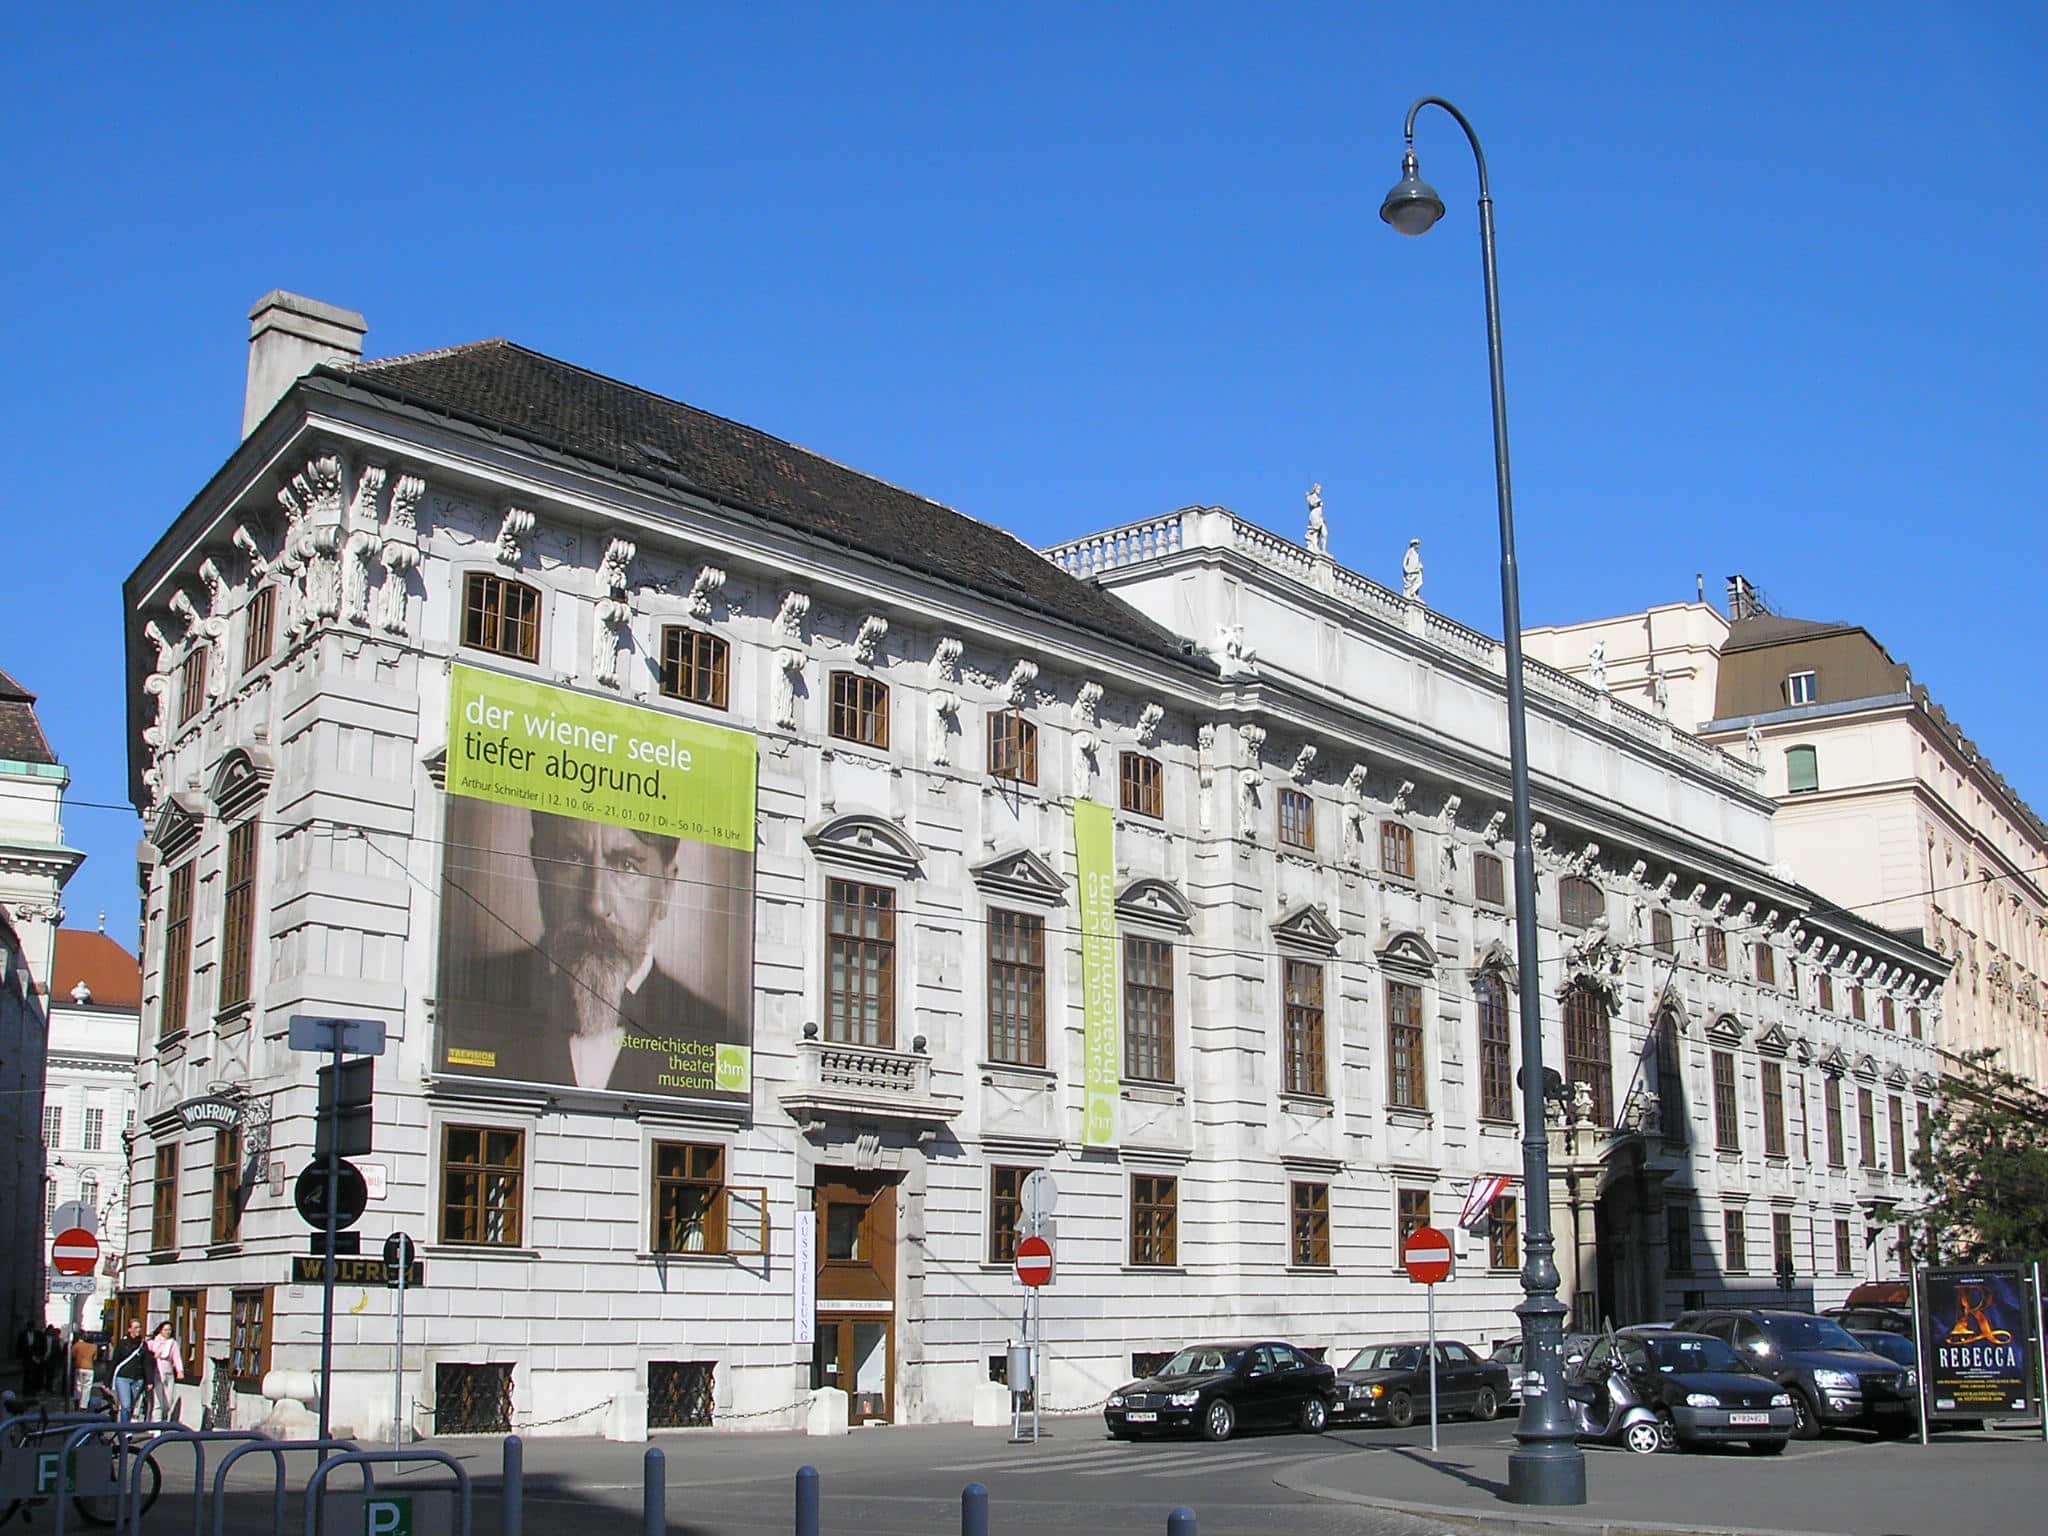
(1403, 1226, 1454, 1285)
(51, 1228, 100, 1276)
(1015, 1234, 1054, 1287)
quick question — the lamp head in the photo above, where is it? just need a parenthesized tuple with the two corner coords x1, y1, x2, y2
(1379, 150, 1444, 237)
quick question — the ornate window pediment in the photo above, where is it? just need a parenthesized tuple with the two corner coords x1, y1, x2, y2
(1272, 901, 1341, 958)
(422, 744, 447, 788)
(969, 846, 1065, 907)
(1473, 937, 1519, 989)
(1793, 1035, 1814, 1065)
(1883, 1064, 1910, 1090)
(1116, 877, 1192, 933)
(1852, 1052, 1879, 1082)
(1819, 1045, 1849, 1077)
(1913, 1071, 1939, 1095)
(1376, 928, 1438, 976)
(206, 746, 274, 821)
(1705, 1013, 1747, 1047)
(803, 812, 926, 881)
(1755, 1022, 1791, 1058)
(150, 793, 207, 860)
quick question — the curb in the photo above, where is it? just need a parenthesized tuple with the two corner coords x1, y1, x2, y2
(1274, 1460, 1842, 1536)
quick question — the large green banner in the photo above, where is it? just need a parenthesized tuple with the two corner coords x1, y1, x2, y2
(1075, 797, 1119, 1147)
(436, 665, 759, 1105)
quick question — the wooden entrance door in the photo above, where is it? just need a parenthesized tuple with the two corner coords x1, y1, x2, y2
(812, 1172, 897, 1423)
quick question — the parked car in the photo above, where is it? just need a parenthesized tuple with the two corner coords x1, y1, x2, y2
(1491, 1333, 1598, 1403)
(1332, 1339, 1512, 1428)
(1827, 1304, 1916, 1338)
(1673, 1308, 1917, 1439)
(1576, 1329, 1796, 1453)
(1104, 1341, 1337, 1442)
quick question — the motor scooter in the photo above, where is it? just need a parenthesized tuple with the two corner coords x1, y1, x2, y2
(1564, 1359, 1669, 1454)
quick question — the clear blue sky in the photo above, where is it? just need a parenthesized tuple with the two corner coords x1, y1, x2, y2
(5, 3, 2043, 943)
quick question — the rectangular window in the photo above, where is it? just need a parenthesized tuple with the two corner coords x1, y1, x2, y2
(1559, 876, 1605, 929)
(652, 1142, 726, 1254)
(460, 571, 541, 661)
(211, 1128, 243, 1245)
(440, 1125, 525, 1247)
(986, 710, 1039, 785)
(1753, 943, 1775, 986)
(1762, 1060, 1786, 1157)
(1651, 910, 1674, 955)
(825, 879, 896, 1047)
(1787, 670, 1818, 706)
(1908, 1006, 1922, 1040)
(151, 1144, 179, 1252)
(242, 585, 276, 673)
(988, 1165, 1033, 1266)
(1130, 1175, 1177, 1268)
(179, 649, 208, 725)
(1818, 973, 1835, 1012)
(1119, 752, 1164, 818)
(1477, 976, 1513, 1122)
(1666, 1205, 1693, 1272)
(218, 819, 259, 1012)
(1563, 986, 1612, 1127)
(1712, 1051, 1740, 1151)
(986, 909, 1047, 1067)
(1880, 996, 1896, 1032)
(1277, 788, 1315, 851)
(1888, 1094, 1907, 1173)
(1473, 852, 1505, 908)
(1785, 744, 1819, 794)
(1793, 1076, 1808, 1162)
(42, 1106, 61, 1149)
(828, 671, 890, 748)
(1772, 1212, 1795, 1277)
(1858, 1087, 1877, 1167)
(1123, 935, 1175, 1083)
(1834, 1218, 1854, 1276)
(1850, 985, 1866, 1022)
(83, 1106, 104, 1152)
(1705, 928, 1728, 971)
(169, 1289, 205, 1385)
(1290, 1181, 1331, 1268)
(1723, 1209, 1748, 1273)
(1489, 1193, 1519, 1271)
(1379, 822, 1415, 880)
(161, 861, 194, 1039)
(229, 1288, 272, 1389)
(1825, 1078, 1845, 1166)
(1916, 1103, 1931, 1163)
(1283, 959, 1328, 1097)
(1397, 1188, 1432, 1260)
(1655, 1012, 1687, 1144)
(1385, 978, 1426, 1109)
(658, 627, 730, 709)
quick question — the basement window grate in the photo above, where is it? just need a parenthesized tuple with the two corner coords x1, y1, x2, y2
(434, 1362, 514, 1435)
(647, 1360, 716, 1429)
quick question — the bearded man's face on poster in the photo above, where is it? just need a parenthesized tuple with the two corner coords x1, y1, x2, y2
(528, 815, 682, 1039)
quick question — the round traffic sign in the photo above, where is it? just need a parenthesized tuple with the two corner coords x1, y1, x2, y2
(1403, 1225, 1454, 1285)
(294, 1159, 369, 1230)
(1015, 1234, 1054, 1288)
(51, 1228, 100, 1276)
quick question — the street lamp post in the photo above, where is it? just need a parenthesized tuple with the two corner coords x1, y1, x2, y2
(1379, 96, 1587, 1507)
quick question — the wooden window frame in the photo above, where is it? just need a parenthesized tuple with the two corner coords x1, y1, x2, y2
(229, 1287, 272, 1390)
(1818, 974, 1835, 1013)
(1396, 1188, 1432, 1263)
(658, 626, 730, 710)
(1785, 743, 1819, 794)
(1476, 974, 1513, 1123)
(1888, 1094, 1907, 1175)
(160, 861, 194, 1040)
(150, 1144, 180, 1253)
(1130, 1174, 1178, 1268)
(1761, 1060, 1786, 1158)
(1655, 1010, 1687, 1144)
(1379, 821, 1415, 881)
(1772, 1212, 1795, 1277)
(1907, 1006, 1922, 1040)
(1753, 943, 1776, 987)
(1282, 959, 1329, 1098)
(242, 585, 276, 673)
(1559, 875, 1605, 930)
(1850, 984, 1867, 1022)
(1857, 1086, 1877, 1168)
(1122, 934, 1175, 1084)
(1651, 910, 1674, 955)
(1787, 670, 1818, 706)
(83, 1106, 104, 1152)
(1489, 1193, 1520, 1271)
(1824, 1077, 1846, 1166)
(986, 908, 1047, 1067)
(1712, 1050, 1740, 1152)
(1880, 996, 1896, 1032)
(1290, 1181, 1331, 1268)
(1833, 1217, 1854, 1277)
(1277, 788, 1315, 851)
(218, 819, 259, 1012)
(1118, 752, 1164, 819)
(179, 649, 208, 725)
(828, 670, 890, 749)
(1705, 927, 1728, 971)
(210, 1127, 243, 1245)
(1563, 984, 1612, 1127)
(986, 710, 1039, 786)
(988, 1165, 1033, 1267)
(169, 1289, 205, 1385)
(1666, 1204, 1693, 1273)
(1473, 852, 1506, 908)
(439, 1124, 526, 1248)
(1723, 1209, 1748, 1273)
(652, 1141, 763, 1257)
(460, 571, 542, 662)
(1385, 977, 1426, 1110)
(825, 879, 897, 1048)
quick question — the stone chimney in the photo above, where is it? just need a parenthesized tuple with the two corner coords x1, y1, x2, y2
(244, 291, 367, 438)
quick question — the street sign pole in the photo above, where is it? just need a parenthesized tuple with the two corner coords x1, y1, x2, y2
(320, 1034, 340, 1443)
(2034, 1262, 2048, 1445)
(392, 1253, 407, 1446)
(1427, 1281, 1438, 1453)
(1911, 1262, 1929, 1448)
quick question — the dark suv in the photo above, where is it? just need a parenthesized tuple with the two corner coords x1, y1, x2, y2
(1673, 1309, 1916, 1439)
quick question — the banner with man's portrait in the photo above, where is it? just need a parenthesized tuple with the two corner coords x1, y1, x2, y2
(1919, 1264, 2036, 1419)
(434, 664, 758, 1106)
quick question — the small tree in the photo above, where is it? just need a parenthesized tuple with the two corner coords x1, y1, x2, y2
(1897, 1050, 2048, 1266)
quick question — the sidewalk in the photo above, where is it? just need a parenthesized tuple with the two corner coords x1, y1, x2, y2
(1276, 1428, 2048, 1536)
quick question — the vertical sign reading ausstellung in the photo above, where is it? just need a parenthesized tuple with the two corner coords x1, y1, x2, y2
(436, 664, 759, 1105)
(1920, 1264, 2036, 1419)
(1074, 798, 1119, 1148)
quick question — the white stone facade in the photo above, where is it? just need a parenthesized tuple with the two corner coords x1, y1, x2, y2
(119, 320, 1946, 1439)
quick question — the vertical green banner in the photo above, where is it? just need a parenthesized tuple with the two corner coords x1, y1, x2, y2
(1075, 798, 1120, 1147)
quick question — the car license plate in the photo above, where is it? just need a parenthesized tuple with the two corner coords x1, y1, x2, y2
(1125, 1411, 1157, 1423)
(1728, 1413, 1769, 1426)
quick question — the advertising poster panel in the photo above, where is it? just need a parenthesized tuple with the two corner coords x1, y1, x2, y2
(1074, 798, 1119, 1148)
(435, 664, 758, 1105)
(1920, 1264, 2035, 1418)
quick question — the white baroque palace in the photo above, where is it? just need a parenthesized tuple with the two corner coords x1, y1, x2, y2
(119, 295, 1945, 1439)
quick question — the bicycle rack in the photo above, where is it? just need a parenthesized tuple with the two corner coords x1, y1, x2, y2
(51, 1420, 178, 1536)
(302, 1451, 471, 1536)
(128, 1428, 279, 1536)
(209, 1439, 364, 1536)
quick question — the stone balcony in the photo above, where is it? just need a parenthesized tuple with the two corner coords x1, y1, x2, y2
(780, 1035, 961, 1128)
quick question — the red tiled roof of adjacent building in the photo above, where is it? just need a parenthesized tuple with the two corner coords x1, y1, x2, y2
(0, 668, 58, 766)
(53, 930, 142, 1009)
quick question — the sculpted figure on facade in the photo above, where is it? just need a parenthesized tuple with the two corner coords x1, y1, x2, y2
(299, 456, 347, 623)
(233, 523, 269, 580)
(1438, 794, 1462, 889)
(1004, 660, 1039, 708)
(1135, 702, 1163, 748)
(853, 616, 889, 666)
(376, 474, 423, 636)
(341, 464, 387, 626)
(1586, 638, 1609, 693)
(1290, 743, 1317, 784)
(1651, 664, 1671, 715)
(927, 637, 963, 767)
(1072, 682, 1104, 792)
(495, 505, 536, 567)
(1237, 724, 1266, 823)
(685, 565, 726, 620)
(1482, 808, 1506, 845)
(1213, 623, 1256, 679)
(593, 537, 637, 689)
(1196, 724, 1218, 829)
(1744, 723, 1763, 766)
(1342, 764, 1370, 861)
(196, 559, 231, 699)
(773, 591, 810, 731)
(1304, 483, 1328, 557)
(1401, 538, 1424, 601)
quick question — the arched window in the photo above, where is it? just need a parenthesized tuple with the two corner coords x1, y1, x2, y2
(79, 1173, 100, 1215)
(1563, 983, 1612, 1126)
(1476, 974, 1513, 1122)
(1785, 744, 1819, 795)
(1559, 875, 1604, 929)
(1654, 1009, 1686, 1144)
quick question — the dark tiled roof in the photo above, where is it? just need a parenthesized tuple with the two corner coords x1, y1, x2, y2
(337, 342, 1198, 668)
(53, 930, 142, 1010)
(1721, 614, 1858, 652)
(0, 668, 57, 765)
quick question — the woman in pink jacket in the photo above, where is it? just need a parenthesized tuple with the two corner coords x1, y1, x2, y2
(146, 1323, 184, 1420)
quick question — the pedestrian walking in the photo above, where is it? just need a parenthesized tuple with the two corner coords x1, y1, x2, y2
(38, 1326, 62, 1399)
(71, 1331, 99, 1409)
(107, 1320, 155, 1419)
(15, 1321, 42, 1394)
(146, 1322, 184, 1420)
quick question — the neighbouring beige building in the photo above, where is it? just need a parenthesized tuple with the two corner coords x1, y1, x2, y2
(1525, 579, 2048, 1092)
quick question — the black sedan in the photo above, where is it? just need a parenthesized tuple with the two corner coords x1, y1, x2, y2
(1332, 1339, 1512, 1427)
(1104, 1341, 1337, 1442)
(1582, 1329, 1796, 1451)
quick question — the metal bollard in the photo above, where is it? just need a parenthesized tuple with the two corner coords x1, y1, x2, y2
(796, 1465, 821, 1536)
(961, 1481, 989, 1536)
(1167, 1508, 1197, 1536)
(643, 1446, 665, 1536)
(503, 1434, 524, 1536)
